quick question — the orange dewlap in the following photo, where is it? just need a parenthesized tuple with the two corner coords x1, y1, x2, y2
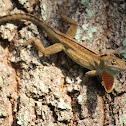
(101, 72, 115, 93)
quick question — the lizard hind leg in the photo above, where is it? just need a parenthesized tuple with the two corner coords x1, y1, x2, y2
(23, 39, 64, 55)
(61, 14, 78, 38)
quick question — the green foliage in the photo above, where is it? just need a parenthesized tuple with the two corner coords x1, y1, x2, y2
(119, 114, 126, 126)
(0, 76, 3, 84)
(75, 28, 82, 41)
(75, 24, 97, 42)
(58, 98, 72, 110)
(80, 0, 89, 7)
(17, 115, 28, 126)
(18, 0, 27, 5)
(86, 9, 94, 17)
(82, 24, 88, 30)
(123, 38, 126, 46)
(120, 38, 126, 60)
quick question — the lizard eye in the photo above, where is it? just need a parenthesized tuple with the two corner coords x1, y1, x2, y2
(111, 59, 117, 65)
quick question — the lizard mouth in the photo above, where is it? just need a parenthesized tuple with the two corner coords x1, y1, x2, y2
(107, 65, 126, 71)
(107, 63, 126, 71)
(101, 72, 115, 93)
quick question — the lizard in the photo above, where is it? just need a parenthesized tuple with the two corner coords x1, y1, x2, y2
(0, 13, 125, 93)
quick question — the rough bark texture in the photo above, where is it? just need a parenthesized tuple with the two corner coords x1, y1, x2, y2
(0, 0, 125, 126)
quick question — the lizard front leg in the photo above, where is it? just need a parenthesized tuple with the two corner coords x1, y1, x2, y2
(80, 70, 99, 97)
(78, 70, 99, 117)
(104, 49, 120, 55)
(23, 39, 64, 55)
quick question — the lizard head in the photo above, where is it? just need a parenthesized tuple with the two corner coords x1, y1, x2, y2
(99, 54, 126, 93)
(100, 54, 126, 75)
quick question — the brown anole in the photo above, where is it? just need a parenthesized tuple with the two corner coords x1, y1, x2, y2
(0, 13, 125, 93)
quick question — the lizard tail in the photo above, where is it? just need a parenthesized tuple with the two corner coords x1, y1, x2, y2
(0, 13, 49, 31)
